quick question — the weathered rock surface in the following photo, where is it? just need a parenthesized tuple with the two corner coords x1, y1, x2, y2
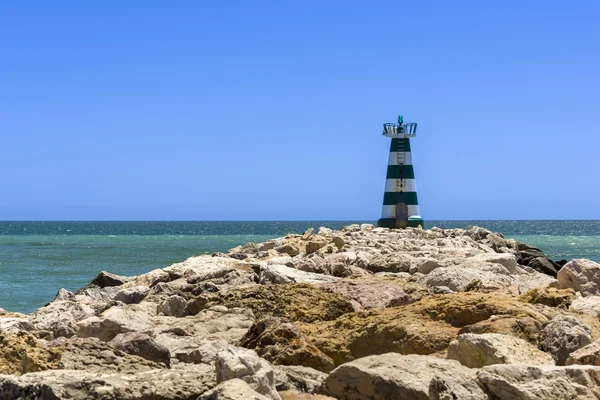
(199, 378, 270, 400)
(558, 258, 600, 296)
(109, 332, 171, 367)
(448, 333, 554, 368)
(57, 337, 163, 373)
(0, 331, 63, 375)
(215, 347, 281, 400)
(274, 365, 327, 394)
(199, 284, 354, 323)
(302, 292, 549, 366)
(477, 363, 600, 399)
(315, 280, 411, 310)
(541, 315, 593, 365)
(240, 316, 334, 372)
(0, 364, 216, 400)
(321, 353, 487, 400)
(566, 339, 600, 366)
(518, 287, 576, 308)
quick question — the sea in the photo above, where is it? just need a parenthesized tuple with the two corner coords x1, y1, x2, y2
(1, 220, 599, 314)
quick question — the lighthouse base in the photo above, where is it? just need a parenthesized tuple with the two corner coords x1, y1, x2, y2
(377, 217, 425, 229)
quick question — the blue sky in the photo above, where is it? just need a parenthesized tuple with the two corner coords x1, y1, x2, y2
(1, 1, 599, 220)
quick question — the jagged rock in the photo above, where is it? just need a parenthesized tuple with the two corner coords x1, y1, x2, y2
(294, 256, 329, 275)
(174, 339, 232, 365)
(305, 238, 329, 254)
(367, 253, 418, 273)
(29, 298, 90, 339)
(518, 287, 576, 308)
(566, 339, 600, 366)
(240, 316, 334, 372)
(216, 347, 281, 400)
(88, 271, 132, 288)
(124, 268, 171, 288)
(199, 284, 354, 323)
(0, 331, 63, 375)
(0, 364, 216, 399)
(417, 267, 512, 292)
(274, 365, 327, 394)
(459, 315, 545, 346)
(78, 304, 254, 344)
(302, 293, 548, 367)
(468, 252, 519, 274)
(199, 379, 270, 400)
(316, 280, 411, 311)
(160, 295, 188, 317)
(570, 295, 600, 322)
(321, 353, 487, 400)
(417, 258, 445, 274)
(276, 244, 300, 256)
(558, 259, 600, 296)
(541, 315, 593, 365)
(259, 265, 295, 284)
(114, 285, 150, 304)
(109, 332, 171, 367)
(257, 264, 337, 284)
(0, 317, 35, 333)
(527, 257, 560, 277)
(477, 363, 600, 399)
(57, 337, 163, 373)
(447, 333, 554, 367)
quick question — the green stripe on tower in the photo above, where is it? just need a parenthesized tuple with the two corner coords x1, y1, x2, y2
(390, 138, 411, 152)
(383, 191, 419, 205)
(386, 165, 415, 179)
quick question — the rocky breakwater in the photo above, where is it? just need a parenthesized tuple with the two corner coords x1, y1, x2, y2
(2, 224, 600, 399)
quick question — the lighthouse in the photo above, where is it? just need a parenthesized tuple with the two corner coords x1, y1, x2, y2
(376, 114, 424, 229)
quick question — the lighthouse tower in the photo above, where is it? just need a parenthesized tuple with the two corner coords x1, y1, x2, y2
(376, 114, 424, 229)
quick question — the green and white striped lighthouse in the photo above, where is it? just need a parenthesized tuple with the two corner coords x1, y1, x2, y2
(377, 114, 424, 229)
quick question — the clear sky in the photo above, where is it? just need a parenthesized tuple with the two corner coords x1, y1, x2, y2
(1, 1, 599, 220)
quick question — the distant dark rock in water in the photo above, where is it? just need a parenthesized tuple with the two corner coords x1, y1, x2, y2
(3, 224, 600, 399)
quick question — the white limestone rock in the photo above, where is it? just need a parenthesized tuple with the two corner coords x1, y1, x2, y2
(215, 347, 281, 400)
(448, 333, 554, 368)
(199, 379, 269, 400)
(477, 363, 600, 400)
(321, 353, 487, 400)
(558, 259, 600, 296)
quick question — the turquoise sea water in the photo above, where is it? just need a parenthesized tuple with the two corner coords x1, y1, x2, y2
(1, 221, 599, 314)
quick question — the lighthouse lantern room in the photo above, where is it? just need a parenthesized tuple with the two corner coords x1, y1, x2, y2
(377, 114, 424, 229)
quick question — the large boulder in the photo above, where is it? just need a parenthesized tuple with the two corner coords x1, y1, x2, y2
(215, 347, 281, 400)
(56, 337, 163, 373)
(558, 259, 600, 296)
(315, 280, 411, 311)
(88, 271, 132, 288)
(0, 364, 216, 399)
(566, 339, 600, 366)
(199, 378, 269, 400)
(447, 333, 554, 368)
(320, 353, 487, 400)
(468, 252, 519, 274)
(109, 332, 171, 367)
(0, 331, 63, 375)
(541, 315, 593, 365)
(78, 304, 255, 344)
(477, 363, 600, 399)
(416, 267, 513, 292)
(240, 316, 334, 372)
(274, 365, 327, 394)
(301, 293, 549, 367)
(518, 287, 576, 309)
(198, 284, 354, 323)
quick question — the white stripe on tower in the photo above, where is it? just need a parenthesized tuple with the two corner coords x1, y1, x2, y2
(387, 152, 413, 166)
